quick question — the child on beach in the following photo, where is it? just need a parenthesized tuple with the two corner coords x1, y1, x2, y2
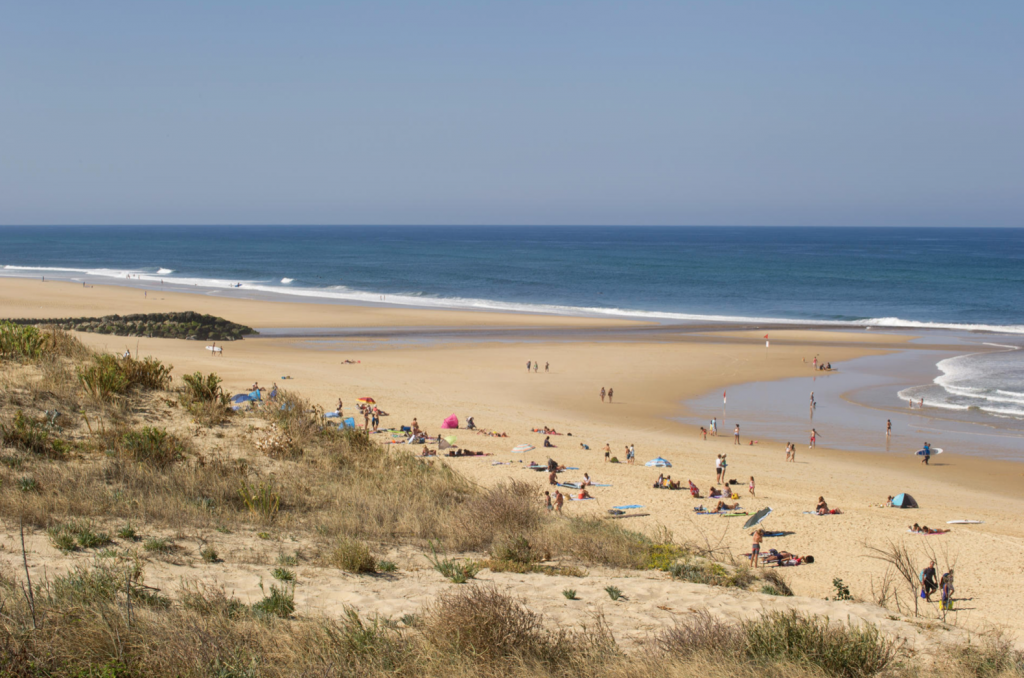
(544, 491, 553, 511)
(748, 476, 755, 498)
(604, 443, 610, 462)
(810, 428, 819, 448)
(750, 528, 764, 568)
(700, 427, 707, 440)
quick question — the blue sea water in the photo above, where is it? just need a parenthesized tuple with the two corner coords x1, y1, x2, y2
(3, 226, 1024, 332)
(3, 225, 1024, 420)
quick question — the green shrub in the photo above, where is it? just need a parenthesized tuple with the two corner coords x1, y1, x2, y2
(0, 322, 48, 361)
(330, 537, 377, 574)
(18, 476, 40, 493)
(426, 543, 478, 583)
(277, 553, 299, 566)
(562, 588, 577, 600)
(201, 546, 219, 563)
(78, 354, 171, 401)
(113, 426, 188, 467)
(1, 410, 71, 459)
(377, 560, 397, 573)
(252, 583, 295, 618)
(605, 585, 623, 601)
(660, 610, 906, 678)
(643, 543, 686, 570)
(271, 567, 295, 582)
(239, 480, 280, 522)
(179, 371, 232, 425)
(47, 521, 110, 551)
(117, 523, 137, 540)
(144, 537, 170, 553)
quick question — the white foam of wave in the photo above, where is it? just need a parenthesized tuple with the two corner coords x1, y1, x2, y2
(4, 264, 1024, 334)
(906, 344, 1024, 418)
(280, 278, 294, 284)
(157, 268, 174, 275)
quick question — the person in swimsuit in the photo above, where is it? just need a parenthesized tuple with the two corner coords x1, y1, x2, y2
(554, 490, 564, 514)
(750, 529, 764, 568)
(921, 561, 937, 601)
(748, 476, 755, 498)
(600, 387, 606, 402)
(607, 387, 614, 403)
(810, 428, 819, 448)
(527, 361, 531, 372)
(886, 419, 892, 437)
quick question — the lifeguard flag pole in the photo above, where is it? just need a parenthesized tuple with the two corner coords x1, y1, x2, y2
(764, 333, 769, 359)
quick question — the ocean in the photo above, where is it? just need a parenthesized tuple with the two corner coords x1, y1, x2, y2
(2, 225, 1023, 419)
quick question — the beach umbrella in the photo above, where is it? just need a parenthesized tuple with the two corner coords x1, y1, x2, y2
(892, 493, 918, 509)
(644, 457, 672, 467)
(742, 507, 773, 530)
(357, 397, 376, 404)
(230, 394, 251, 404)
(512, 443, 535, 453)
(444, 436, 457, 445)
(438, 439, 452, 450)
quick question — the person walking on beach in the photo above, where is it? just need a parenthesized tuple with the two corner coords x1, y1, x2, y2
(921, 560, 937, 602)
(748, 476, 756, 498)
(608, 387, 614, 403)
(715, 455, 723, 483)
(600, 387, 606, 402)
(734, 424, 741, 445)
(711, 417, 717, 436)
(554, 490, 564, 514)
(534, 361, 539, 373)
(810, 428, 819, 448)
(627, 444, 635, 465)
(545, 362, 549, 372)
(886, 419, 892, 437)
(921, 441, 932, 465)
(527, 361, 531, 372)
(544, 491, 553, 512)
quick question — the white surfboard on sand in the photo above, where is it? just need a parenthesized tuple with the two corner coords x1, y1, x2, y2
(947, 520, 983, 524)
(205, 346, 222, 353)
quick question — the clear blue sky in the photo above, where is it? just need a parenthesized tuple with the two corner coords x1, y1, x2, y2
(1, 1, 1021, 226)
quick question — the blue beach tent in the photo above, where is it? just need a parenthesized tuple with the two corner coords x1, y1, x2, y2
(892, 493, 918, 509)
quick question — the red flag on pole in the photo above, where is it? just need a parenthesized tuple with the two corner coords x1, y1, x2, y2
(764, 334, 769, 339)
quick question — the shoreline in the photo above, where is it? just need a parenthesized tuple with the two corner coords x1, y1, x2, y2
(4, 268, 1024, 335)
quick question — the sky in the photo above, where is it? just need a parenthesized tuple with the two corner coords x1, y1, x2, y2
(1, 1, 1022, 227)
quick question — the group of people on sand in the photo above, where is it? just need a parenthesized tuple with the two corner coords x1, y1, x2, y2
(920, 561, 956, 608)
(599, 387, 614, 403)
(526, 360, 550, 373)
(809, 357, 834, 371)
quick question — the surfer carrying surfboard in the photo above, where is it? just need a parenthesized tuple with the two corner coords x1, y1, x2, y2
(921, 442, 931, 465)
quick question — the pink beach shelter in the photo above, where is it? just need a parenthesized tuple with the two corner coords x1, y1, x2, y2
(441, 414, 459, 429)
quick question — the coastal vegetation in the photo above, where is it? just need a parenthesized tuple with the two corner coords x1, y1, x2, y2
(0, 330, 1019, 676)
(5, 311, 256, 341)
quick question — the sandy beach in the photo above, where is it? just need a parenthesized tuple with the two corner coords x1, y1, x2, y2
(3, 277, 1024, 647)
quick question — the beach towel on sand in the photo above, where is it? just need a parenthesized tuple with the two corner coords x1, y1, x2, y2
(569, 496, 596, 501)
(613, 504, 644, 510)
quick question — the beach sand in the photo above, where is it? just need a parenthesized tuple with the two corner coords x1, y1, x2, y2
(3, 277, 1023, 644)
